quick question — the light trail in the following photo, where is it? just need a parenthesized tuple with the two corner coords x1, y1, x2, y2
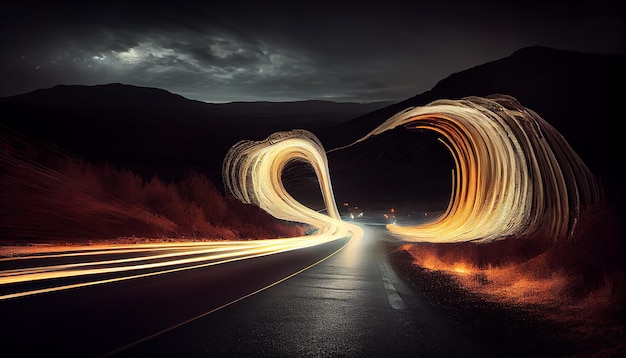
(0, 237, 346, 300)
(340, 95, 600, 242)
(224, 95, 599, 244)
(223, 129, 363, 242)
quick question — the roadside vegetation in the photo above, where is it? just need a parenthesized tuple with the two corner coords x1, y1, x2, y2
(0, 130, 304, 244)
(390, 201, 625, 356)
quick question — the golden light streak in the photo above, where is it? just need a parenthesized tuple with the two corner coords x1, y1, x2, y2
(223, 95, 598, 244)
(223, 129, 363, 242)
(0, 237, 347, 300)
(330, 95, 600, 242)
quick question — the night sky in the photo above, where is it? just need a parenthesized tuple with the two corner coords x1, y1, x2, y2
(1, 0, 623, 103)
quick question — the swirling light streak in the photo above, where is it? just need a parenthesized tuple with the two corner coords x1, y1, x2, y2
(334, 95, 600, 242)
(223, 129, 363, 241)
(224, 95, 599, 244)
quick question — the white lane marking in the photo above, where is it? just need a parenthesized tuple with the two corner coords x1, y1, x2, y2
(378, 259, 407, 310)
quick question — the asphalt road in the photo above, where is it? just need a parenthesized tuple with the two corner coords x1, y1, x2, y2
(1, 230, 485, 357)
(110, 230, 483, 357)
(0, 238, 346, 357)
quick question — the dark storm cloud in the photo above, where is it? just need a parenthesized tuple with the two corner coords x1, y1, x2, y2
(1, 0, 623, 102)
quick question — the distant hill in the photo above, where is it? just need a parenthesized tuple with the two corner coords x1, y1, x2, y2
(317, 46, 625, 211)
(1, 83, 394, 113)
(0, 83, 393, 183)
(1, 83, 209, 109)
(2, 47, 623, 212)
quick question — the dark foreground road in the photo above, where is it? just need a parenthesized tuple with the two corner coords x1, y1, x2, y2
(1, 228, 582, 358)
(1, 238, 349, 357)
(105, 230, 483, 358)
(1, 230, 485, 358)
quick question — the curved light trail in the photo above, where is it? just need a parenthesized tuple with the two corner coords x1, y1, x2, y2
(223, 129, 363, 242)
(353, 95, 600, 242)
(224, 95, 599, 243)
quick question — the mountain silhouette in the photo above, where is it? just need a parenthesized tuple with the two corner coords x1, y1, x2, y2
(321, 46, 624, 150)
(2, 83, 209, 109)
(0, 83, 392, 184)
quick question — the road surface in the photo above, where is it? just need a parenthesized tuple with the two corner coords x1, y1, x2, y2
(1, 230, 483, 357)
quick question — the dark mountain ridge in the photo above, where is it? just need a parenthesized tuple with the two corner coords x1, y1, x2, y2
(1, 83, 208, 109)
(1, 83, 394, 112)
(0, 83, 392, 184)
(321, 46, 624, 150)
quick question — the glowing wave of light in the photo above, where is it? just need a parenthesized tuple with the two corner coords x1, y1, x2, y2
(223, 95, 599, 244)
(332, 95, 600, 242)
